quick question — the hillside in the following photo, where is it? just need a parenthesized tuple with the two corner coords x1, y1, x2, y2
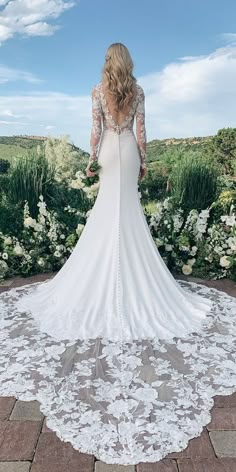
(0, 134, 213, 164)
(0, 136, 89, 161)
(147, 135, 213, 161)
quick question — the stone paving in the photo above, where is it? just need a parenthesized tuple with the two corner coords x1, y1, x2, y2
(0, 272, 236, 471)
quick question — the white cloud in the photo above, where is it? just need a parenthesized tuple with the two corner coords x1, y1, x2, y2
(0, 64, 41, 83)
(221, 33, 236, 45)
(0, 92, 91, 149)
(0, 0, 75, 44)
(139, 44, 236, 139)
(0, 119, 27, 125)
(0, 42, 236, 151)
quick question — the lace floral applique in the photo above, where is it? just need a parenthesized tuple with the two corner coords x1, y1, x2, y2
(89, 85, 103, 164)
(88, 82, 147, 169)
(135, 86, 147, 169)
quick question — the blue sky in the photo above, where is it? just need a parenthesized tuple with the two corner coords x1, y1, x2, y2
(0, 0, 236, 152)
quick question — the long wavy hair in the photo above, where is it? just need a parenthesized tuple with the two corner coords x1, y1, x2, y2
(101, 43, 137, 112)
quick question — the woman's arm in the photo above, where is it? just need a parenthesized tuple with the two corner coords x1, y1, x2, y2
(136, 86, 147, 170)
(88, 85, 102, 166)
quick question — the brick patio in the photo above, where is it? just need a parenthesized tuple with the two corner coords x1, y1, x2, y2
(0, 273, 236, 472)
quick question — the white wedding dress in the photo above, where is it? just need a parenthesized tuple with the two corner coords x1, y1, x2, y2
(0, 81, 236, 465)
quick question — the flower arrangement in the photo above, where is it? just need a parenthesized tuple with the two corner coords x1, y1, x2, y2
(0, 195, 88, 280)
(1, 191, 235, 281)
(148, 196, 236, 280)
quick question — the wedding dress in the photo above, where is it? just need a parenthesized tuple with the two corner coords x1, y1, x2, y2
(0, 80, 236, 465)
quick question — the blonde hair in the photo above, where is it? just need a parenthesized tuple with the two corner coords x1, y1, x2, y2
(101, 42, 137, 111)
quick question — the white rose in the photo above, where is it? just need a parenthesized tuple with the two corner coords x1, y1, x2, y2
(190, 246, 198, 256)
(187, 258, 196, 266)
(2, 252, 8, 260)
(165, 244, 173, 252)
(54, 250, 61, 258)
(182, 264, 192, 275)
(0, 260, 8, 270)
(4, 236, 12, 245)
(37, 258, 45, 266)
(220, 255, 231, 268)
(13, 244, 23, 256)
(155, 238, 163, 247)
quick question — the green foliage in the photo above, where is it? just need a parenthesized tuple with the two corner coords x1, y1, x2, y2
(207, 127, 236, 175)
(0, 159, 10, 174)
(5, 151, 56, 217)
(210, 189, 236, 221)
(45, 181, 91, 232)
(139, 162, 169, 202)
(147, 135, 212, 163)
(170, 155, 219, 212)
(0, 201, 23, 235)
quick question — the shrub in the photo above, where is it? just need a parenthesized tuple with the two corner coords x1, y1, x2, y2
(0, 159, 10, 174)
(6, 151, 56, 217)
(139, 162, 169, 203)
(170, 156, 219, 212)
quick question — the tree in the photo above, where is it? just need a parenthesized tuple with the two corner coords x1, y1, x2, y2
(45, 135, 81, 184)
(208, 128, 236, 175)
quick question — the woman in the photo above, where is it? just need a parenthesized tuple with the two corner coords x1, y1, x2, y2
(0, 42, 236, 465)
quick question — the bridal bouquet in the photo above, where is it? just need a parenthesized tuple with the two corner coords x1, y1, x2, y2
(89, 160, 102, 174)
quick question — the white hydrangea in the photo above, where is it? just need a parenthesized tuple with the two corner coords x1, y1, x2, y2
(165, 244, 173, 252)
(220, 255, 231, 268)
(3, 236, 12, 245)
(221, 215, 236, 227)
(24, 217, 37, 229)
(182, 264, 192, 275)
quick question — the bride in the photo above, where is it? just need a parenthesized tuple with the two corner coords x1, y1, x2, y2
(0, 42, 236, 465)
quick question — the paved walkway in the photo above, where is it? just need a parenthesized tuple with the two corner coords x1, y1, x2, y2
(0, 273, 236, 472)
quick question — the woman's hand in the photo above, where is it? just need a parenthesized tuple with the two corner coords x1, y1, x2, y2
(86, 165, 97, 178)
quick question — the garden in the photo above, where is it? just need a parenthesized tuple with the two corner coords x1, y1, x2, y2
(0, 128, 235, 281)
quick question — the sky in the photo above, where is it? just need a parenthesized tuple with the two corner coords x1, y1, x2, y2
(0, 0, 236, 153)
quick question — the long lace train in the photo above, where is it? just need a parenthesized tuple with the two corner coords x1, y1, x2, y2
(0, 278, 236, 465)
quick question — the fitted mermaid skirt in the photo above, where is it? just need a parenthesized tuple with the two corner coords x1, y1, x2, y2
(15, 129, 212, 340)
(0, 128, 236, 465)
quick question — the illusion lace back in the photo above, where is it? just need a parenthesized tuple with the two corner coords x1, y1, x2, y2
(0, 81, 236, 465)
(89, 82, 147, 169)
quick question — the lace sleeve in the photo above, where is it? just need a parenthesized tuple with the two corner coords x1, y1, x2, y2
(136, 86, 147, 169)
(88, 85, 103, 165)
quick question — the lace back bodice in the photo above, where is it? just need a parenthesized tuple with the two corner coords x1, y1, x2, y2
(89, 82, 147, 168)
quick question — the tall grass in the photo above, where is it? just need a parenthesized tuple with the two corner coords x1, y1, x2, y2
(8, 151, 56, 216)
(170, 155, 219, 211)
